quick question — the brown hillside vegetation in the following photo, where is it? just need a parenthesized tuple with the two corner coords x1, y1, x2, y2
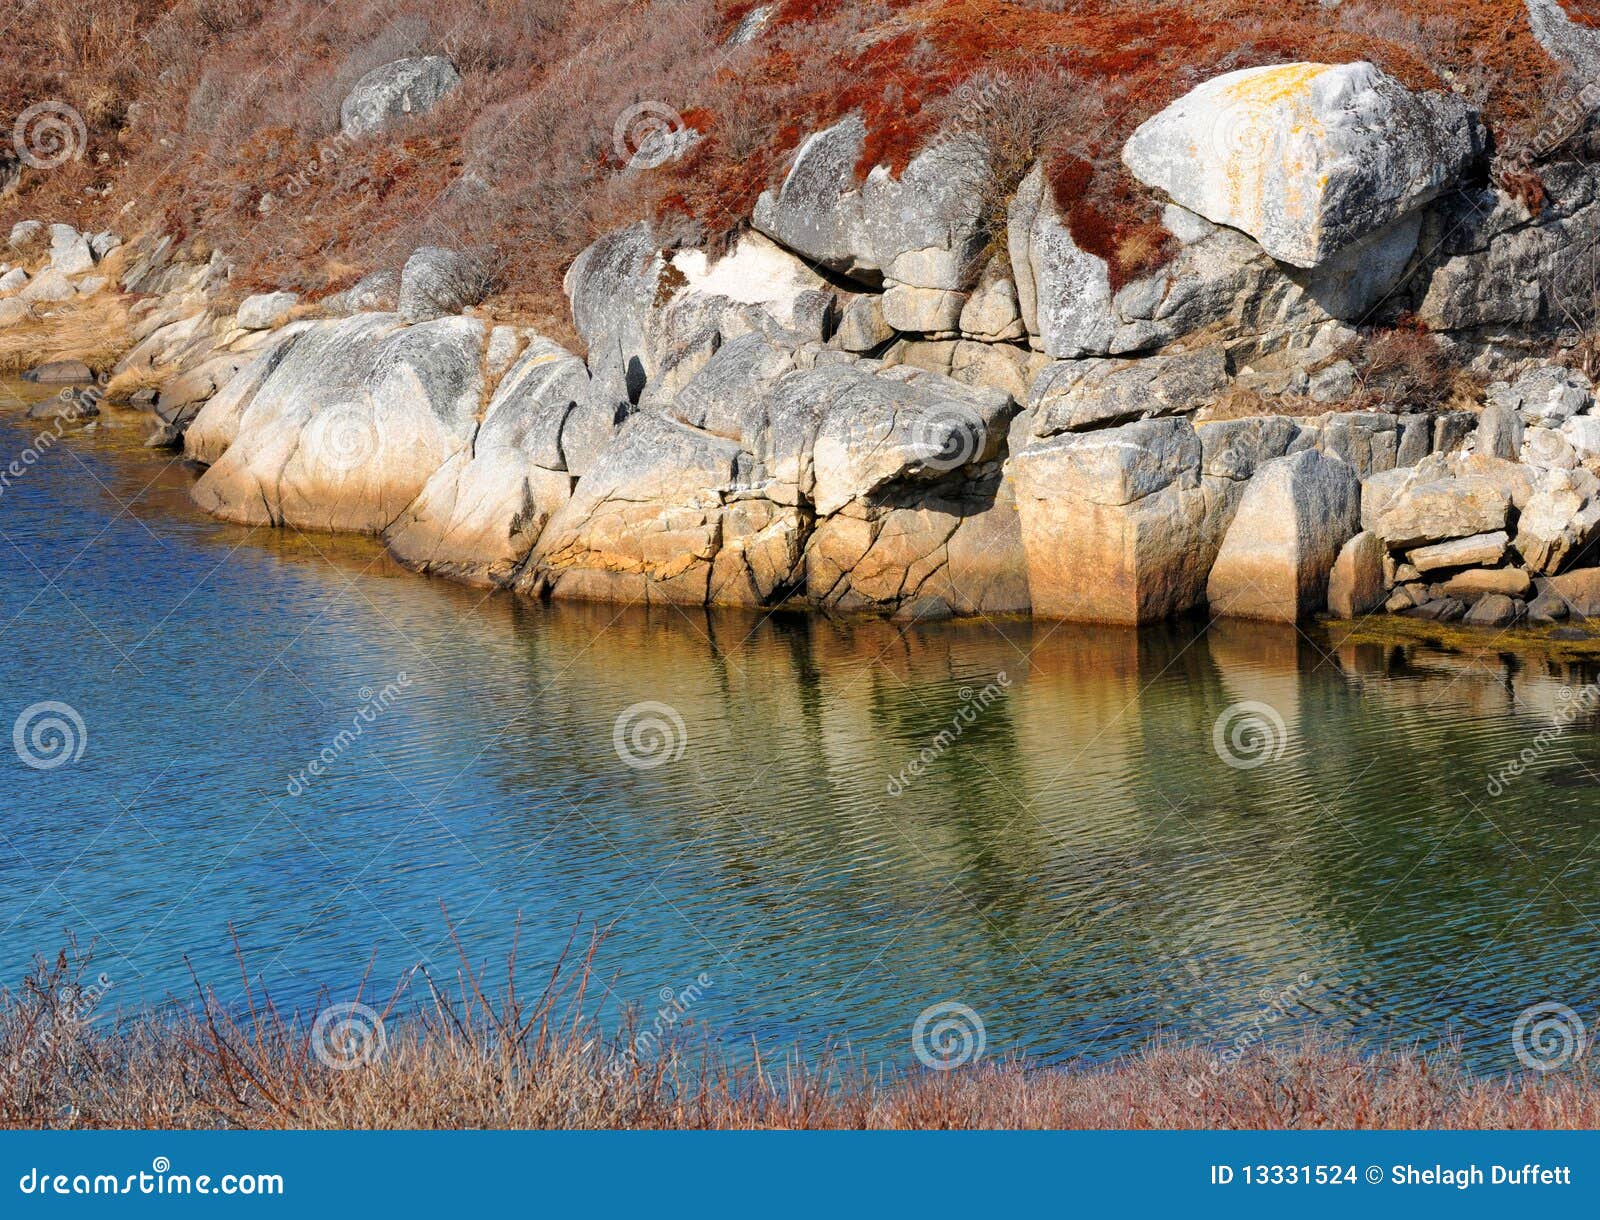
(0, 0, 1577, 329)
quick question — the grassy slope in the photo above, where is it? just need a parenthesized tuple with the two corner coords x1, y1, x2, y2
(0, 0, 1577, 342)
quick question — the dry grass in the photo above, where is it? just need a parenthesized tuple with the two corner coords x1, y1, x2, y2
(0, 292, 133, 376)
(0, 0, 1576, 327)
(4, 935, 1598, 1130)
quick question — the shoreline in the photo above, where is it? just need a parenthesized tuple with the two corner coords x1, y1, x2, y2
(6, 379, 1600, 664)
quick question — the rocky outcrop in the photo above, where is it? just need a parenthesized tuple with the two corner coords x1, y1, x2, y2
(1123, 62, 1482, 268)
(190, 315, 485, 532)
(385, 335, 586, 584)
(235, 292, 298, 330)
(752, 115, 989, 292)
(341, 56, 462, 138)
(18, 45, 1599, 636)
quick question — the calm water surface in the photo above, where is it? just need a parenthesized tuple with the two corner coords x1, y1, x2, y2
(1, 380, 1598, 1074)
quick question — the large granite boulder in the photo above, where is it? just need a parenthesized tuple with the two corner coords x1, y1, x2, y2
(752, 115, 989, 292)
(190, 315, 484, 533)
(1122, 62, 1482, 267)
(1012, 417, 1213, 623)
(386, 335, 587, 584)
(1366, 474, 1511, 550)
(341, 56, 462, 138)
(1206, 450, 1362, 621)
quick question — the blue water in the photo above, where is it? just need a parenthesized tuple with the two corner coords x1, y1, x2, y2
(2, 382, 1599, 1075)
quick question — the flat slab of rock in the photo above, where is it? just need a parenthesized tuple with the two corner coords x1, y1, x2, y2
(1029, 348, 1227, 436)
(1409, 530, 1508, 573)
(1123, 62, 1482, 268)
(1370, 475, 1510, 550)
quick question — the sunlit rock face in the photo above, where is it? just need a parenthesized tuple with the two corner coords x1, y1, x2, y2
(1122, 61, 1483, 268)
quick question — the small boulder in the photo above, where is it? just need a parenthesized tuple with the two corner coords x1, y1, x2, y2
(1547, 567, 1600, 618)
(26, 390, 99, 421)
(47, 224, 94, 276)
(1442, 567, 1533, 599)
(398, 247, 490, 323)
(835, 294, 893, 353)
(340, 56, 462, 138)
(324, 269, 400, 314)
(1474, 401, 1523, 461)
(1463, 593, 1523, 627)
(235, 291, 299, 330)
(1309, 359, 1358, 404)
(22, 359, 93, 384)
(8, 220, 43, 250)
(1327, 530, 1385, 617)
(1406, 596, 1467, 622)
(20, 268, 74, 303)
(0, 267, 26, 293)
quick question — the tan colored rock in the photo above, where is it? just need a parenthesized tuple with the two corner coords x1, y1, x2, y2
(1370, 476, 1510, 550)
(1441, 567, 1533, 599)
(1408, 530, 1508, 573)
(190, 316, 483, 533)
(1327, 531, 1385, 618)
(1206, 449, 1361, 622)
(1547, 568, 1600, 617)
(1012, 418, 1212, 623)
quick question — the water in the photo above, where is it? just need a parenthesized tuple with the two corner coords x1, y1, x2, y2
(2, 380, 1598, 1076)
